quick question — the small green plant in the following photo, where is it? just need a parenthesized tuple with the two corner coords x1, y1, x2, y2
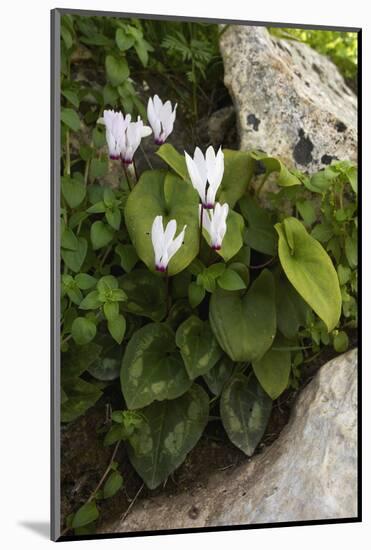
(265, 159, 358, 357)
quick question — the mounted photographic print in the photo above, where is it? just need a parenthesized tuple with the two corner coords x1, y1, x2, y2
(51, 8, 361, 542)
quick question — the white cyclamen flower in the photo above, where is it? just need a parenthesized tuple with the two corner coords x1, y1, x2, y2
(100, 110, 131, 160)
(147, 95, 177, 145)
(151, 216, 187, 272)
(201, 202, 229, 250)
(184, 146, 224, 209)
(121, 117, 152, 165)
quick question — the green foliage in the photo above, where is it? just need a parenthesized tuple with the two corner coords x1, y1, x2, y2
(250, 151, 301, 187)
(127, 385, 209, 489)
(175, 316, 222, 379)
(103, 471, 124, 499)
(157, 144, 255, 208)
(124, 170, 200, 275)
(71, 501, 99, 529)
(60, 14, 357, 533)
(203, 356, 234, 396)
(121, 323, 192, 409)
(239, 196, 277, 255)
(220, 374, 272, 456)
(252, 341, 291, 400)
(275, 217, 341, 331)
(269, 28, 358, 84)
(120, 269, 167, 321)
(209, 270, 276, 362)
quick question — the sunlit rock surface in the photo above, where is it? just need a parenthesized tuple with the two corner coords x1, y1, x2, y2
(220, 26, 357, 173)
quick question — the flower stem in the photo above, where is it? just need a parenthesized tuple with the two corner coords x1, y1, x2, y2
(249, 256, 276, 270)
(123, 164, 132, 191)
(133, 159, 139, 183)
(140, 143, 153, 169)
(98, 245, 112, 270)
(199, 204, 204, 252)
(120, 483, 144, 524)
(65, 129, 71, 176)
(165, 269, 170, 316)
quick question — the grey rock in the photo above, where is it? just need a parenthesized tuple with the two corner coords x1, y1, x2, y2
(208, 106, 237, 149)
(100, 349, 358, 533)
(219, 26, 357, 173)
(198, 106, 237, 149)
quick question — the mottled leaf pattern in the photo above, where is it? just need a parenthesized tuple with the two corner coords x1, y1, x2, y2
(176, 316, 222, 379)
(121, 323, 191, 409)
(127, 385, 209, 489)
(221, 374, 272, 456)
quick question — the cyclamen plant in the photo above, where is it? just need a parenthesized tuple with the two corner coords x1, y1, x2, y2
(100, 99, 230, 271)
(61, 90, 357, 507)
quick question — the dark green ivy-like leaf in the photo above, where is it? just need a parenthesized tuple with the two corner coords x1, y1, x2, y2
(121, 323, 192, 409)
(220, 374, 272, 456)
(127, 384, 209, 489)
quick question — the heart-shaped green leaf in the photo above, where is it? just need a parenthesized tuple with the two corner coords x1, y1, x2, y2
(90, 158, 108, 180)
(90, 221, 115, 250)
(61, 226, 78, 251)
(210, 269, 276, 362)
(188, 281, 205, 308)
(103, 471, 123, 499)
(61, 108, 81, 132)
(239, 196, 277, 255)
(115, 244, 138, 273)
(61, 377, 102, 423)
(221, 374, 272, 456)
(304, 165, 338, 193)
(88, 337, 122, 381)
(157, 145, 254, 207)
(72, 501, 99, 529)
(61, 237, 88, 272)
(275, 273, 308, 340)
(218, 267, 246, 291)
(119, 269, 166, 321)
(127, 384, 209, 489)
(203, 356, 234, 396)
(217, 150, 255, 207)
(156, 143, 189, 181)
(106, 207, 121, 230)
(250, 151, 301, 187)
(121, 323, 192, 409)
(166, 299, 193, 330)
(62, 176, 86, 208)
(116, 28, 135, 51)
(108, 314, 126, 344)
(71, 317, 97, 345)
(252, 342, 291, 400)
(124, 170, 199, 275)
(176, 316, 222, 379)
(105, 54, 129, 86)
(275, 217, 341, 331)
(75, 274, 97, 290)
(227, 262, 250, 287)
